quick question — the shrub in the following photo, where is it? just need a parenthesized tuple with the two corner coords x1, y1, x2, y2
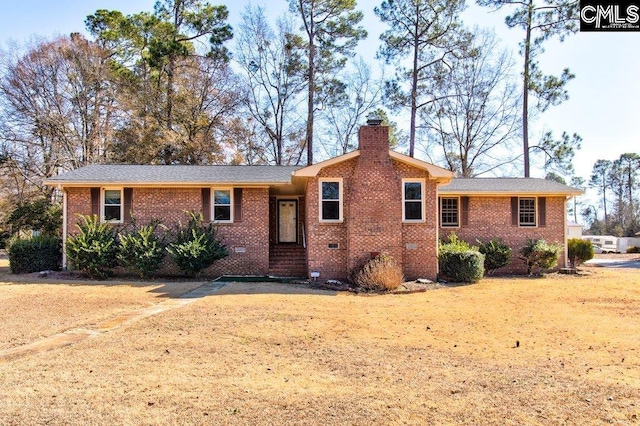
(7, 235, 62, 274)
(66, 215, 119, 279)
(118, 221, 167, 278)
(167, 212, 228, 276)
(477, 238, 512, 274)
(439, 234, 484, 283)
(627, 246, 640, 254)
(567, 238, 594, 268)
(352, 253, 404, 292)
(519, 238, 562, 275)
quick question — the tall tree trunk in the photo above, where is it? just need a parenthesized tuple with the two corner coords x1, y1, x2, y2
(522, 0, 533, 178)
(409, 3, 420, 158)
(305, 5, 315, 166)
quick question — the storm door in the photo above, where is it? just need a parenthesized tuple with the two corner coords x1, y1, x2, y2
(278, 200, 298, 243)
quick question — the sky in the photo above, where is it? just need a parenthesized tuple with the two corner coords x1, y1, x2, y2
(0, 0, 637, 194)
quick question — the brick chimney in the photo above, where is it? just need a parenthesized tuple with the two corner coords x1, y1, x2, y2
(358, 120, 390, 162)
(347, 121, 402, 273)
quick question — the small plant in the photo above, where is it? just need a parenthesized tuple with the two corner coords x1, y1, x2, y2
(627, 246, 640, 254)
(567, 238, 594, 269)
(118, 220, 167, 278)
(352, 253, 404, 292)
(519, 238, 562, 275)
(66, 215, 119, 279)
(439, 233, 484, 283)
(477, 238, 512, 274)
(7, 235, 62, 274)
(166, 212, 228, 276)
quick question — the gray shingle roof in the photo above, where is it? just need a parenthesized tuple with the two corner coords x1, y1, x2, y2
(439, 178, 582, 195)
(45, 164, 301, 186)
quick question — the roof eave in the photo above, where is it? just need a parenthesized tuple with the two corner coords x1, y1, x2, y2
(293, 150, 361, 177)
(43, 180, 288, 188)
(438, 190, 584, 197)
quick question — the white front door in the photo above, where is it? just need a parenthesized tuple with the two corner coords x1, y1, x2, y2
(278, 200, 297, 243)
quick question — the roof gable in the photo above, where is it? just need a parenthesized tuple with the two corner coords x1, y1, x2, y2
(293, 150, 454, 182)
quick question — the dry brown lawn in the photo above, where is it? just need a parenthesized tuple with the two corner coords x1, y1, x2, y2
(0, 255, 638, 425)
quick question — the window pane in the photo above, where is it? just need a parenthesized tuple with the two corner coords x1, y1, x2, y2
(405, 201, 422, 220)
(441, 198, 458, 226)
(104, 190, 121, 205)
(322, 182, 340, 200)
(214, 190, 231, 205)
(322, 201, 340, 220)
(519, 198, 536, 226)
(104, 205, 121, 221)
(214, 205, 231, 221)
(404, 182, 422, 200)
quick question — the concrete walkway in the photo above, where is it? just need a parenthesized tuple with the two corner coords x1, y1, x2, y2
(0, 281, 227, 362)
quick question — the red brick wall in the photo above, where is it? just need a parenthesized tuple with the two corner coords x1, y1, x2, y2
(306, 125, 440, 281)
(64, 186, 270, 276)
(439, 196, 567, 273)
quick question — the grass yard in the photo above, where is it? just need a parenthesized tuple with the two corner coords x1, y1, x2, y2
(0, 258, 638, 424)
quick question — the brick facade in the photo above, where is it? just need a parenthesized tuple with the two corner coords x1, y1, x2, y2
(439, 196, 568, 272)
(65, 186, 270, 276)
(61, 124, 572, 280)
(305, 126, 440, 281)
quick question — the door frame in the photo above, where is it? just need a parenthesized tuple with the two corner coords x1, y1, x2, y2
(277, 199, 298, 244)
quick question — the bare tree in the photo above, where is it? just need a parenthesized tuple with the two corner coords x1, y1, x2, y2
(320, 57, 384, 156)
(420, 29, 520, 177)
(236, 5, 307, 165)
(0, 35, 118, 198)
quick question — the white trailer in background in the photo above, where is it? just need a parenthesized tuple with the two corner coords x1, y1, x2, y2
(582, 235, 619, 253)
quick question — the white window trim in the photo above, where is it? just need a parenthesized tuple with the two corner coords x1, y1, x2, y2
(440, 196, 460, 228)
(402, 178, 425, 223)
(518, 197, 537, 228)
(101, 187, 124, 224)
(212, 187, 234, 223)
(319, 178, 343, 223)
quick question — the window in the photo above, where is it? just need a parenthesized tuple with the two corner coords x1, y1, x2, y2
(102, 189, 123, 222)
(519, 198, 536, 227)
(403, 180, 424, 221)
(319, 179, 342, 222)
(213, 189, 232, 222)
(441, 197, 459, 227)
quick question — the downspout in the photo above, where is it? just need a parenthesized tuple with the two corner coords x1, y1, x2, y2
(564, 196, 570, 269)
(61, 186, 68, 270)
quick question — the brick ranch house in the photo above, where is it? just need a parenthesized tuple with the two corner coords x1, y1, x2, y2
(45, 122, 582, 281)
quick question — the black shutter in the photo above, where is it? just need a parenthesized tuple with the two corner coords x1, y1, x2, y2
(438, 197, 441, 227)
(202, 188, 211, 222)
(511, 197, 518, 226)
(90, 188, 100, 217)
(123, 188, 133, 223)
(538, 197, 546, 227)
(461, 196, 469, 227)
(234, 188, 243, 222)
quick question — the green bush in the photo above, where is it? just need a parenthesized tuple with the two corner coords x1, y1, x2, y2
(118, 221, 167, 278)
(477, 238, 512, 274)
(439, 233, 484, 283)
(627, 246, 640, 254)
(7, 236, 62, 274)
(167, 212, 228, 276)
(66, 215, 119, 279)
(567, 238, 594, 268)
(519, 238, 562, 275)
(352, 253, 404, 292)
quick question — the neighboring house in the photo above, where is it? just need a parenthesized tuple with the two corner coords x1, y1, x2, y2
(45, 121, 582, 280)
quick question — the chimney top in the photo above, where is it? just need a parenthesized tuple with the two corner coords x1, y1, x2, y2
(366, 112, 383, 126)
